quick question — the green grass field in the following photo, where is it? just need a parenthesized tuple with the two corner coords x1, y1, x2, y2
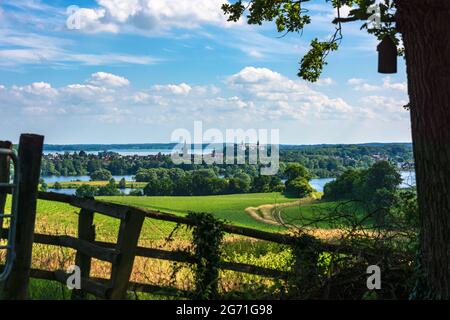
(103, 193, 297, 230)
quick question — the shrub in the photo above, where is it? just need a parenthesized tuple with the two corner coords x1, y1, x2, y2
(53, 182, 63, 190)
(90, 169, 112, 181)
(285, 177, 314, 198)
(75, 184, 97, 198)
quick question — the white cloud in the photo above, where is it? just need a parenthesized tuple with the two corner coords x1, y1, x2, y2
(152, 83, 192, 95)
(314, 77, 334, 86)
(347, 78, 380, 92)
(72, 0, 235, 33)
(62, 84, 111, 96)
(0, 68, 408, 127)
(347, 78, 365, 86)
(226, 67, 354, 121)
(88, 72, 130, 87)
(359, 95, 409, 121)
(383, 77, 408, 92)
(69, 7, 119, 33)
(348, 77, 408, 93)
(97, 0, 141, 23)
(131, 91, 151, 103)
(0, 29, 159, 67)
(227, 67, 283, 84)
(12, 82, 58, 97)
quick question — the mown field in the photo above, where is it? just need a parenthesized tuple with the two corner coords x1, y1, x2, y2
(104, 193, 299, 231)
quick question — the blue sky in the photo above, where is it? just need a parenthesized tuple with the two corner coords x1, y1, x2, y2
(0, 0, 411, 144)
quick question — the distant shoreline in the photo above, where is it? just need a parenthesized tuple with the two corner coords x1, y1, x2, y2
(42, 142, 413, 153)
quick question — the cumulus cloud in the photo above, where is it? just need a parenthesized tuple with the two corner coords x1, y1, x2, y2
(88, 72, 130, 87)
(226, 67, 354, 120)
(359, 95, 409, 121)
(71, 0, 235, 33)
(348, 77, 408, 93)
(152, 83, 192, 95)
(227, 67, 285, 84)
(68, 7, 119, 33)
(383, 77, 408, 92)
(13, 82, 58, 97)
(314, 77, 334, 86)
(347, 78, 380, 92)
(0, 67, 409, 126)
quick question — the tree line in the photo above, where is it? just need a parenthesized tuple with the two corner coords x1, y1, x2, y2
(41, 144, 413, 179)
(74, 164, 315, 198)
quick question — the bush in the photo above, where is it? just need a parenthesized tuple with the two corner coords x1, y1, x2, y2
(75, 184, 97, 198)
(389, 188, 419, 229)
(323, 169, 359, 200)
(53, 182, 63, 190)
(228, 177, 250, 194)
(97, 179, 120, 196)
(143, 177, 174, 196)
(129, 189, 143, 196)
(90, 169, 112, 181)
(284, 163, 312, 181)
(285, 177, 314, 198)
(97, 185, 120, 196)
(118, 178, 127, 189)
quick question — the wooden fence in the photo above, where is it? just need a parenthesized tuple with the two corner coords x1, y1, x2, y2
(0, 134, 361, 300)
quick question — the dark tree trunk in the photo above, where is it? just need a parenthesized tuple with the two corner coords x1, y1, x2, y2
(396, 0, 450, 299)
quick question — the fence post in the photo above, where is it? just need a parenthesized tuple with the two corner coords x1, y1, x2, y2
(291, 234, 321, 299)
(71, 208, 96, 300)
(3, 134, 44, 300)
(108, 210, 145, 300)
(0, 141, 12, 240)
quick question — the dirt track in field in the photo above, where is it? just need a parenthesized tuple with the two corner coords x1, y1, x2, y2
(244, 197, 317, 226)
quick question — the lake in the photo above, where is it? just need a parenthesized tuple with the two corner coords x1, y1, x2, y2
(309, 171, 416, 193)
